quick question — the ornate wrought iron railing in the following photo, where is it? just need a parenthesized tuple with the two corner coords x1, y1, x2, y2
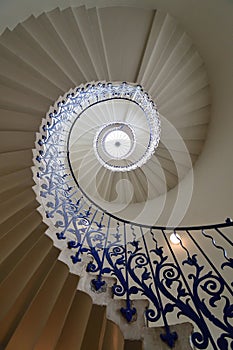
(65, 211, 233, 349)
(33, 82, 233, 349)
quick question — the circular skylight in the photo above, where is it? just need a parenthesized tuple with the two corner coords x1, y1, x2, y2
(103, 129, 132, 159)
(94, 122, 137, 168)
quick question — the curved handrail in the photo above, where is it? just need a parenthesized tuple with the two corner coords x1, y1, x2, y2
(33, 82, 233, 349)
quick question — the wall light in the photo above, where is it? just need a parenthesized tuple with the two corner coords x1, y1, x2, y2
(170, 232, 181, 245)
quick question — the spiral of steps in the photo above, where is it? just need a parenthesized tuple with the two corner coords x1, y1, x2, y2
(0, 3, 213, 349)
(0, 242, 124, 349)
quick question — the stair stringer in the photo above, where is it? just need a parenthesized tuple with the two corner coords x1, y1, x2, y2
(58, 246, 148, 342)
(58, 247, 195, 349)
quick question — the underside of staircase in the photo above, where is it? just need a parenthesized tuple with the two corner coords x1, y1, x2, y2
(0, 235, 194, 349)
(0, 3, 232, 350)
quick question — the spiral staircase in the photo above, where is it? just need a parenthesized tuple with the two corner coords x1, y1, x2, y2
(0, 1, 233, 350)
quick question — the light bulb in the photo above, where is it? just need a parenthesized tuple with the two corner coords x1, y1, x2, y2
(170, 232, 181, 245)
